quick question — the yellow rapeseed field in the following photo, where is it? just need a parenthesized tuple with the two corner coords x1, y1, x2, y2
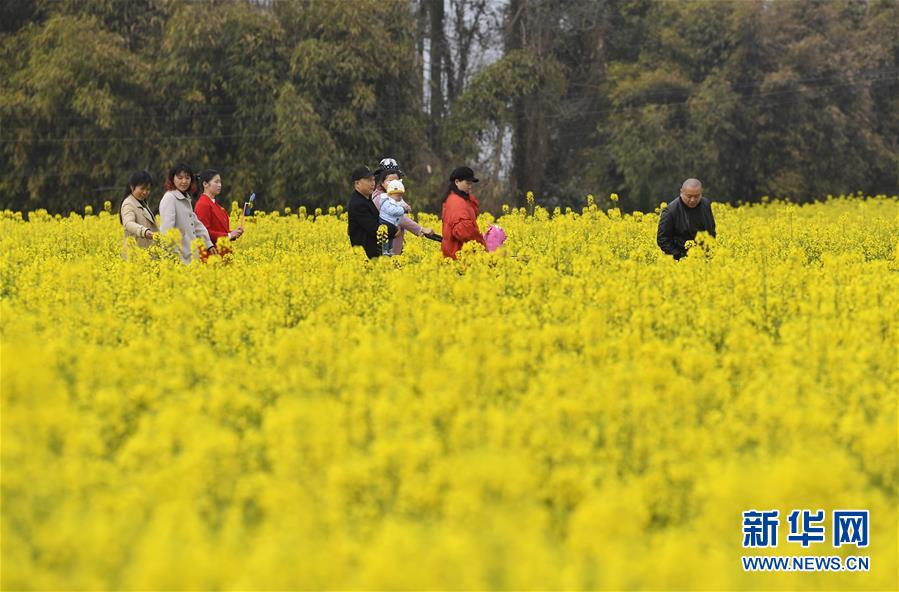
(1, 195, 897, 590)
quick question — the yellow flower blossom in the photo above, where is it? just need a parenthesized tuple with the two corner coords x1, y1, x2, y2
(0, 195, 897, 590)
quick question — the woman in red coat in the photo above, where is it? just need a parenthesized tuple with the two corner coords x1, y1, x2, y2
(441, 166, 486, 259)
(194, 169, 243, 246)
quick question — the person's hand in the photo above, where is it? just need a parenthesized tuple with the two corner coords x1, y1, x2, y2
(208, 245, 218, 255)
(229, 228, 244, 240)
(146, 230, 155, 240)
(403, 203, 412, 213)
(420, 226, 433, 236)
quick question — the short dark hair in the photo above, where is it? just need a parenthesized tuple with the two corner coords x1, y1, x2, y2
(119, 170, 154, 222)
(377, 168, 402, 189)
(126, 170, 152, 197)
(164, 162, 195, 193)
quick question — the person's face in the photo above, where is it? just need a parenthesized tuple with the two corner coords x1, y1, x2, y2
(681, 185, 702, 208)
(132, 184, 151, 200)
(355, 176, 375, 196)
(455, 179, 472, 193)
(174, 171, 192, 192)
(204, 175, 222, 198)
(381, 173, 399, 191)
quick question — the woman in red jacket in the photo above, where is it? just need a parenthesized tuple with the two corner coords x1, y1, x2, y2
(194, 169, 243, 246)
(441, 166, 486, 259)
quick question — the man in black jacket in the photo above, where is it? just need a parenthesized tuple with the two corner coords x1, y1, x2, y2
(657, 178, 717, 260)
(347, 165, 380, 259)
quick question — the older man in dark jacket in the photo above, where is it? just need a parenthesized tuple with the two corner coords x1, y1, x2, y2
(347, 165, 381, 259)
(657, 178, 717, 260)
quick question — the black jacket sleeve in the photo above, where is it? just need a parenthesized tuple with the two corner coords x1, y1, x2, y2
(349, 198, 381, 235)
(657, 204, 684, 258)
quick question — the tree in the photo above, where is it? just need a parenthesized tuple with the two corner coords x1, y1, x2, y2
(2, 0, 897, 213)
(503, 0, 568, 204)
(0, 15, 151, 211)
(152, 1, 284, 208)
(441, 49, 565, 210)
(598, 0, 899, 210)
(272, 0, 427, 208)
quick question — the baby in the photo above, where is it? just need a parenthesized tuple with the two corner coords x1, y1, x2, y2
(378, 179, 412, 255)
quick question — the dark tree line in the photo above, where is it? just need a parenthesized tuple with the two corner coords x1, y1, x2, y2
(2, 0, 897, 214)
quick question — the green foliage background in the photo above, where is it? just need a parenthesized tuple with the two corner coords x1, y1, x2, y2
(1, 0, 897, 213)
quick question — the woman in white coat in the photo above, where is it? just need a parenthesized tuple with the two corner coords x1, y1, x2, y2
(159, 162, 216, 263)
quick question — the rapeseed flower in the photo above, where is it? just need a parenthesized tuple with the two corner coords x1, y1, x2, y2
(1, 195, 896, 590)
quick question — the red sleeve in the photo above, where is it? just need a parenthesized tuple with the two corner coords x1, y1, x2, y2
(195, 198, 229, 241)
(445, 197, 485, 244)
(452, 218, 484, 243)
(207, 227, 229, 242)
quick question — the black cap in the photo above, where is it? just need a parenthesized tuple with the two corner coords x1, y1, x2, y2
(450, 166, 479, 183)
(350, 165, 375, 183)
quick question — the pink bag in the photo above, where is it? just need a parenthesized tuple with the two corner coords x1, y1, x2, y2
(484, 225, 507, 252)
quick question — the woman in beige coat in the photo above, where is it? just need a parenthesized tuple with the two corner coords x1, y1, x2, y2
(120, 170, 159, 256)
(159, 162, 215, 263)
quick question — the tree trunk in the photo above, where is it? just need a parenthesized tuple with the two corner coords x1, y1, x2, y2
(429, 0, 446, 148)
(505, 0, 554, 204)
